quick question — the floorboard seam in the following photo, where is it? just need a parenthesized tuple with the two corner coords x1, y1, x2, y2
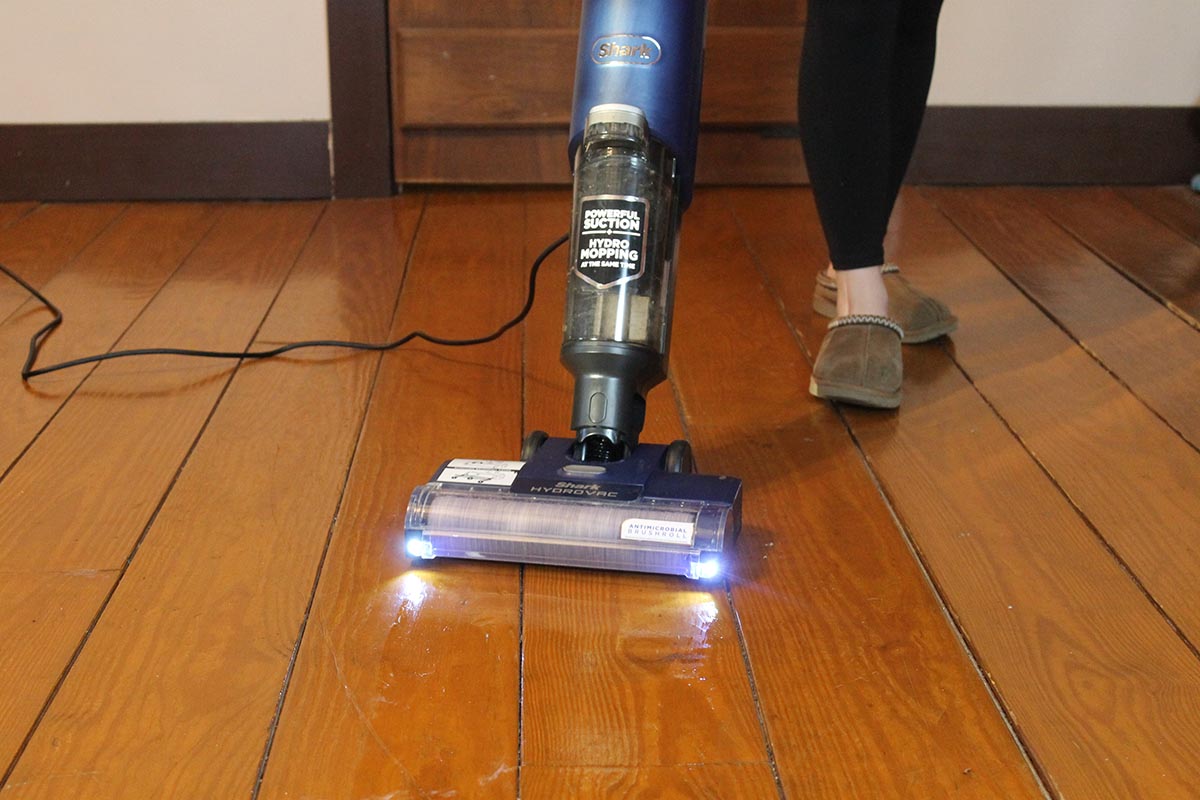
(778, 308, 1055, 800)
(670, 193, 787, 800)
(516, 193, 529, 800)
(0, 202, 40, 234)
(1038, 191, 1200, 332)
(723, 581, 787, 800)
(833, 408, 1056, 800)
(251, 196, 428, 798)
(516, 565, 527, 800)
(0, 203, 270, 790)
(249, 356, 384, 798)
(0, 568, 121, 577)
(917, 193, 1200, 648)
(0, 204, 134, 486)
(934, 339, 1200, 666)
(726, 192, 1052, 800)
(677, 424, 788, 800)
(1116, 188, 1200, 246)
(920, 187, 1200, 457)
(0, 203, 129, 328)
(671, 374, 787, 800)
(0, 205, 225, 487)
(699, 200, 787, 800)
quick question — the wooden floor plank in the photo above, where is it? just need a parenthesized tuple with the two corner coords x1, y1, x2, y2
(925, 187, 1200, 450)
(0, 202, 37, 231)
(255, 191, 529, 800)
(0, 573, 115, 774)
(0, 205, 220, 476)
(674, 190, 1042, 798)
(0, 203, 125, 324)
(2, 198, 417, 800)
(0, 203, 322, 772)
(732, 186, 1200, 798)
(886, 189, 1200, 648)
(521, 762, 780, 799)
(843, 363, 1200, 800)
(1117, 186, 1200, 244)
(518, 191, 777, 797)
(0, 203, 322, 570)
(1029, 187, 1200, 327)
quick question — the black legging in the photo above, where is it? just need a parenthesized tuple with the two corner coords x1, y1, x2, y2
(798, 0, 945, 271)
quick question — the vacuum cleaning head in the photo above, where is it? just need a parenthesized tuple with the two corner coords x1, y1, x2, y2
(403, 438, 740, 580)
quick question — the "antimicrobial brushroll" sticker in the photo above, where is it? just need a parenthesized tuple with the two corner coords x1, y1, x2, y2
(619, 517, 696, 546)
(574, 195, 648, 289)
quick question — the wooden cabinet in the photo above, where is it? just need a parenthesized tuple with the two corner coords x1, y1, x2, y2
(389, 1, 807, 185)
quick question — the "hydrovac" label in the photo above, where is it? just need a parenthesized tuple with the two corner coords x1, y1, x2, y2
(574, 195, 648, 289)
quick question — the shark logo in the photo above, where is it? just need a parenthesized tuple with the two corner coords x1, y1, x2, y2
(591, 34, 662, 66)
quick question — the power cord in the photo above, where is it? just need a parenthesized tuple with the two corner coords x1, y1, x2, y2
(0, 232, 569, 381)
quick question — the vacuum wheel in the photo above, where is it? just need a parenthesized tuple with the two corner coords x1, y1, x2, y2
(521, 430, 550, 461)
(663, 440, 696, 474)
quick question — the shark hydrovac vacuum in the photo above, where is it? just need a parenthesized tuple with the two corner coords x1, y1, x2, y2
(403, 0, 741, 580)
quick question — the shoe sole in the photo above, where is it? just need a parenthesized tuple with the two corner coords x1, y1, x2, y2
(812, 296, 958, 345)
(809, 376, 901, 409)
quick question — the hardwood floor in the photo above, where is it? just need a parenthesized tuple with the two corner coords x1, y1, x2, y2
(0, 187, 1197, 799)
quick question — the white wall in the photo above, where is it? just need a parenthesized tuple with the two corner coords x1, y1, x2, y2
(0, 0, 1196, 125)
(0, 0, 330, 123)
(931, 0, 1200, 106)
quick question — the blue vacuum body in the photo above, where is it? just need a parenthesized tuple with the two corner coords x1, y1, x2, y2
(404, 0, 742, 580)
(569, 0, 706, 210)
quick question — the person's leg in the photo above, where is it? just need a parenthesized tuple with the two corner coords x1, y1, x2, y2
(799, 0, 903, 318)
(862, 0, 957, 344)
(804, 0, 956, 348)
(801, 0, 908, 407)
(883, 0, 945, 217)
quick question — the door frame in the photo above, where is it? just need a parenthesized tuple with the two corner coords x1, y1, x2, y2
(326, 0, 395, 197)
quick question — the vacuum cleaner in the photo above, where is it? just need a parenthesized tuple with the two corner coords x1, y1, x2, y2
(403, 0, 742, 580)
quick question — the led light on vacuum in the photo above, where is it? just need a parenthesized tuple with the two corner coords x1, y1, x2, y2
(692, 558, 722, 581)
(406, 537, 434, 560)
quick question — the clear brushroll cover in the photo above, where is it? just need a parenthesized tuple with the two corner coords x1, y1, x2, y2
(404, 482, 732, 579)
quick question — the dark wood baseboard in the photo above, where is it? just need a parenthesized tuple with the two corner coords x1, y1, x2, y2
(0, 122, 331, 201)
(910, 106, 1199, 185)
(0, 107, 1192, 201)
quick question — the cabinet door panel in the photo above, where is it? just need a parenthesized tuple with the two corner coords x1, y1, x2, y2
(390, 1, 806, 183)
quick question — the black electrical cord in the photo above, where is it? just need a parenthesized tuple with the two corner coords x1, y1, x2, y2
(0, 232, 569, 381)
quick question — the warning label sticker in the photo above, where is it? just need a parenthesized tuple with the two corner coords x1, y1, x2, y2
(436, 458, 524, 487)
(574, 195, 649, 289)
(619, 518, 696, 547)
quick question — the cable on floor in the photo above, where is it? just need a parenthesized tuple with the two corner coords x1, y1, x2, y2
(0, 232, 569, 381)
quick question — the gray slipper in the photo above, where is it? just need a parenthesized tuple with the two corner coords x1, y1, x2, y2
(813, 264, 957, 344)
(809, 315, 903, 409)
